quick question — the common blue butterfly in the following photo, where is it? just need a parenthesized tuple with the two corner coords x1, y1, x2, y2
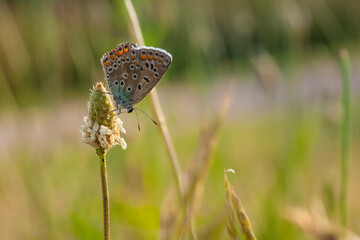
(101, 42, 172, 113)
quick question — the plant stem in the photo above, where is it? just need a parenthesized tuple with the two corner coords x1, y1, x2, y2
(124, 0, 184, 197)
(97, 148, 110, 240)
(339, 48, 351, 231)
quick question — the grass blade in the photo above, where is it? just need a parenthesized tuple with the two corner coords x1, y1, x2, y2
(339, 48, 351, 231)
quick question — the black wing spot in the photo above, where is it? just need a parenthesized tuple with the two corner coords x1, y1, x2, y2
(127, 86, 132, 92)
(143, 76, 150, 83)
(138, 84, 142, 90)
(120, 80, 125, 86)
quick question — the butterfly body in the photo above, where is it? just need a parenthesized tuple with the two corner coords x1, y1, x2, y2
(101, 42, 172, 112)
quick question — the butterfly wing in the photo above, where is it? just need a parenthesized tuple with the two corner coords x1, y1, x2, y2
(100, 42, 172, 110)
(130, 46, 172, 105)
(101, 42, 137, 109)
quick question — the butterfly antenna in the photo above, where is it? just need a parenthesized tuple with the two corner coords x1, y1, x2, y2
(134, 107, 158, 125)
(134, 109, 141, 131)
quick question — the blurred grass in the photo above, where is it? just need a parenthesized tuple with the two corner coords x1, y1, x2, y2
(1, 102, 359, 238)
(0, 0, 360, 239)
(0, 0, 360, 107)
(339, 48, 351, 231)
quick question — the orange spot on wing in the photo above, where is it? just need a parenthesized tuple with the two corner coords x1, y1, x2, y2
(153, 56, 158, 61)
(115, 51, 121, 56)
(136, 61, 140, 66)
(104, 61, 111, 67)
(158, 58, 163, 62)
(140, 54, 146, 60)
(131, 55, 136, 60)
(147, 55, 153, 60)
(124, 48, 128, 53)
(109, 55, 115, 60)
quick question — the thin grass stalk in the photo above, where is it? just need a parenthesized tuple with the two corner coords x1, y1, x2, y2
(231, 190, 257, 240)
(225, 171, 257, 240)
(225, 173, 239, 240)
(123, 0, 184, 198)
(184, 92, 232, 203)
(339, 48, 351, 231)
(178, 93, 231, 239)
(97, 148, 110, 240)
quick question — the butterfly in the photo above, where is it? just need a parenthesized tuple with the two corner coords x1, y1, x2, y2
(100, 42, 172, 114)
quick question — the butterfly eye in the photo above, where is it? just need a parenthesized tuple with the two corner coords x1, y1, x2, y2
(114, 80, 119, 86)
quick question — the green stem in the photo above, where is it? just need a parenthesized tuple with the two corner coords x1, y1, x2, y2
(339, 48, 351, 231)
(97, 148, 110, 240)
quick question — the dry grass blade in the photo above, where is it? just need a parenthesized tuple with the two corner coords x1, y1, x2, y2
(225, 171, 257, 240)
(178, 92, 232, 238)
(124, 0, 184, 197)
(225, 173, 239, 240)
(283, 199, 360, 240)
(231, 189, 257, 240)
(184, 91, 232, 202)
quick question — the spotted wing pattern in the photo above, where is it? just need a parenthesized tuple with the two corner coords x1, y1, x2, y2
(100, 42, 172, 111)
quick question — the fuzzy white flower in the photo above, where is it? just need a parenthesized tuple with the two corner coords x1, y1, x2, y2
(81, 82, 127, 151)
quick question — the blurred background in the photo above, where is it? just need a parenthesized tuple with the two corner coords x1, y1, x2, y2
(0, 0, 359, 239)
